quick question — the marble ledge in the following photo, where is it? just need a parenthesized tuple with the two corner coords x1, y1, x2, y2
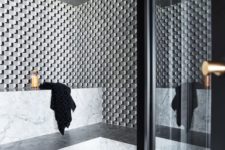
(0, 88, 103, 145)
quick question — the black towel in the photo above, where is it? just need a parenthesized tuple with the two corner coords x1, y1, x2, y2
(40, 82, 76, 135)
(171, 82, 198, 131)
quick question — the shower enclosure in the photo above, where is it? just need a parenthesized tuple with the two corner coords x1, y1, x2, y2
(141, 0, 225, 150)
(154, 0, 211, 149)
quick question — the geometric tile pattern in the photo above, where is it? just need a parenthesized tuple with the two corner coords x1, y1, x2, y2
(0, 0, 77, 90)
(75, 0, 137, 128)
(155, 0, 211, 87)
(0, 0, 137, 128)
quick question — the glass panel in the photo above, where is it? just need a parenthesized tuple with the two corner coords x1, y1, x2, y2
(153, 0, 211, 149)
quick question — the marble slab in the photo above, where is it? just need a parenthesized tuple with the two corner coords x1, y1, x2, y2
(69, 88, 102, 129)
(155, 88, 211, 133)
(0, 88, 102, 145)
(59, 137, 136, 150)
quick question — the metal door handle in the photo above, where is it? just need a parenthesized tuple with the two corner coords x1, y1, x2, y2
(201, 61, 225, 87)
(202, 61, 225, 76)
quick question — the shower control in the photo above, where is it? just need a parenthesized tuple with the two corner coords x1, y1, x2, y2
(201, 61, 225, 87)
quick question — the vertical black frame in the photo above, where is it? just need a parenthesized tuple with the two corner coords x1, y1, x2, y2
(211, 0, 225, 150)
(136, 0, 146, 149)
(137, 0, 154, 149)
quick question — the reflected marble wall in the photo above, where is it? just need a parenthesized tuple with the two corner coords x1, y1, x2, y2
(0, 88, 102, 145)
(155, 88, 211, 133)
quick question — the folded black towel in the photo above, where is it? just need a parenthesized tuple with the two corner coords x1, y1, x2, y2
(171, 82, 198, 131)
(40, 82, 76, 135)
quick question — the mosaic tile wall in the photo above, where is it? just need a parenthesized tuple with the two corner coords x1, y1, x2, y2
(0, 0, 137, 128)
(155, 0, 211, 88)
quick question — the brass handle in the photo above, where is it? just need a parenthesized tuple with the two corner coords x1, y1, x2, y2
(202, 61, 225, 76)
(201, 61, 225, 87)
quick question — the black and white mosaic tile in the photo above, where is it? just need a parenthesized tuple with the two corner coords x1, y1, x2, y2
(155, 0, 211, 87)
(0, 0, 137, 128)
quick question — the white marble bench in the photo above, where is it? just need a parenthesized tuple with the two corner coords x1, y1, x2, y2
(0, 88, 102, 145)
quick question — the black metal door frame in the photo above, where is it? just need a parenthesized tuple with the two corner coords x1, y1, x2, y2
(137, 0, 153, 149)
(211, 0, 225, 150)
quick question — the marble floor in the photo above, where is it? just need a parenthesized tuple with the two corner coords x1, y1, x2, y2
(59, 137, 136, 150)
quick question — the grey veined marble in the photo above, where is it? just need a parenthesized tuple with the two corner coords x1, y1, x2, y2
(0, 88, 102, 145)
(59, 137, 136, 150)
(155, 88, 211, 133)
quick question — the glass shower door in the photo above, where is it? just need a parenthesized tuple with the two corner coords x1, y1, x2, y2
(153, 0, 211, 149)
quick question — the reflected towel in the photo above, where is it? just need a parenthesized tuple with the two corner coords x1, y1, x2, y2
(171, 82, 198, 131)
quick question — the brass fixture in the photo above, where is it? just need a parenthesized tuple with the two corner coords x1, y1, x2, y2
(201, 61, 225, 87)
(31, 69, 40, 89)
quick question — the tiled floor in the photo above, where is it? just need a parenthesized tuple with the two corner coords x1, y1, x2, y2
(0, 123, 210, 150)
(59, 137, 136, 150)
(0, 123, 136, 150)
(156, 137, 210, 150)
(56, 137, 209, 150)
